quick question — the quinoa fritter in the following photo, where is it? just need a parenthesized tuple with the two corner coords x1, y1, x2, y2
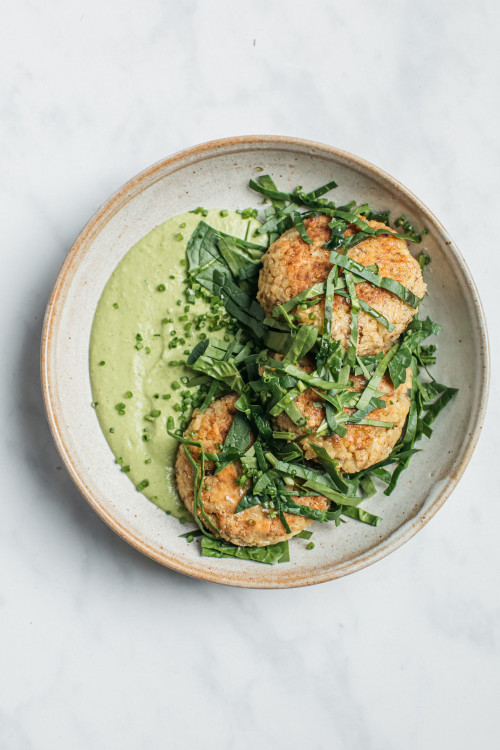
(257, 215, 426, 356)
(274, 367, 412, 474)
(175, 394, 329, 547)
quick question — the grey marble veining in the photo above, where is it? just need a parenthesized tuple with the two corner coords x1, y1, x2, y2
(0, 0, 499, 748)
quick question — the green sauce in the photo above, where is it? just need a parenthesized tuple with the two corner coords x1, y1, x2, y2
(89, 210, 262, 521)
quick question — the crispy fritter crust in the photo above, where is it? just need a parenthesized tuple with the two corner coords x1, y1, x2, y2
(257, 215, 426, 356)
(175, 395, 329, 546)
(274, 368, 412, 474)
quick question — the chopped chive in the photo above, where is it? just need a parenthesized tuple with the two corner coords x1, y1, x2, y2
(125, 391, 133, 399)
(121, 465, 130, 473)
(150, 409, 161, 418)
(136, 479, 149, 491)
(145, 458, 152, 465)
(306, 542, 315, 550)
(112, 302, 119, 309)
(174, 233, 184, 241)
(98, 360, 105, 366)
(91, 401, 98, 408)
(109, 427, 115, 433)
(135, 343, 143, 350)
(157, 284, 166, 292)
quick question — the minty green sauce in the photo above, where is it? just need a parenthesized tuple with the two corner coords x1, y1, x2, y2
(89, 210, 262, 521)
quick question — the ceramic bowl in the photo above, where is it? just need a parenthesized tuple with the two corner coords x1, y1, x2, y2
(41, 136, 489, 588)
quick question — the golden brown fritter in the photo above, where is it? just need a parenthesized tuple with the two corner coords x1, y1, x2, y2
(175, 394, 329, 547)
(274, 368, 413, 474)
(257, 215, 426, 356)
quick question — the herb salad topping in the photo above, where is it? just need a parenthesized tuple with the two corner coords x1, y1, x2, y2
(165, 175, 457, 563)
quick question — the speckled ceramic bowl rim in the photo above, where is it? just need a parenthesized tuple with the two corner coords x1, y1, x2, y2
(41, 135, 490, 588)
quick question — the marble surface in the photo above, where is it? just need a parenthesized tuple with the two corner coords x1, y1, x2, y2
(1, 1, 499, 747)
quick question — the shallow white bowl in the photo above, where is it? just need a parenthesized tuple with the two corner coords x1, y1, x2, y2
(41, 136, 489, 588)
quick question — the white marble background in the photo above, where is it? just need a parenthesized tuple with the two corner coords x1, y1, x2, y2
(1, 1, 499, 748)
